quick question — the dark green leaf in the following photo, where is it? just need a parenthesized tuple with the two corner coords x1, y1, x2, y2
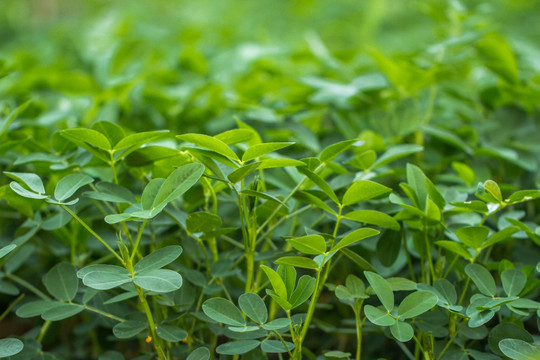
(133, 269, 183, 293)
(239, 293, 267, 324)
(54, 174, 93, 201)
(499, 339, 540, 360)
(216, 340, 260, 355)
(501, 269, 526, 297)
(202, 298, 245, 327)
(364, 305, 396, 326)
(390, 322, 414, 342)
(0, 338, 24, 358)
(41, 303, 84, 321)
(465, 264, 497, 297)
(113, 320, 147, 339)
(186, 348, 211, 360)
(45, 262, 78, 301)
(134, 246, 183, 274)
(156, 324, 188, 342)
(260, 339, 295, 353)
(397, 291, 438, 319)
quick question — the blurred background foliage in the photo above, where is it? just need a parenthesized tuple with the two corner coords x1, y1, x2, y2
(1, 0, 539, 187)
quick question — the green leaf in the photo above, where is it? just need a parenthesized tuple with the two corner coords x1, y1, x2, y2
(178, 133, 239, 161)
(79, 265, 131, 290)
(376, 230, 402, 267)
(423, 126, 473, 155)
(506, 190, 540, 204)
(4, 172, 45, 194)
(239, 293, 267, 324)
(92, 121, 125, 147)
(61, 128, 112, 151)
(364, 305, 396, 326)
(488, 323, 534, 357)
(227, 162, 261, 183)
(84, 182, 136, 203)
(242, 142, 294, 162)
(156, 324, 188, 342)
(298, 167, 339, 204)
(289, 275, 316, 309)
(186, 212, 222, 233)
(260, 265, 288, 300)
(456, 226, 489, 249)
(15, 300, 59, 318)
(274, 256, 319, 270)
(9, 182, 48, 199)
(406, 163, 428, 209)
(134, 246, 183, 274)
(476, 32, 519, 85)
(277, 265, 296, 299)
(152, 163, 205, 210)
(45, 262, 78, 301)
(0, 244, 16, 259)
(397, 291, 438, 319)
(186, 348, 211, 360)
(113, 320, 147, 339)
(386, 278, 417, 292)
(499, 339, 540, 360)
(364, 271, 394, 311)
(41, 303, 84, 321)
(0, 338, 24, 358)
(371, 144, 423, 169)
(114, 130, 169, 152)
(340, 248, 376, 272)
(262, 318, 291, 331)
(332, 228, 380, 252)
(390, 322, 414, 342)
(484, 180, 503, 203)
(483, 226, 520, 248)
(324, 350, 352, 359)
(346, 275, 368, 298)
(452, 161, 476, 186)
(319, 139, 357, 163)
(0, 100, 31, 138)
(215, 129, 255, 145)
(465, 264, 497, 297)
(433, 279, 458, 305)
(287, 235, 327, 255)
(342, 181, 391, 206)
(54, 174, 93, 201)
(133, 269, 183, 293)
(260, 339, 295, 353)
(501, 269, 526, 297)
(258, 158, 306, 169)
(435, 240, 473, 260)
(202, 298, 245, 327)
(216, 340, 260, 355)
(240, 190, 288, 208)
(345, 210, 400, 231)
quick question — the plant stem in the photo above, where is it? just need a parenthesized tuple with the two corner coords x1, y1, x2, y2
(83, 304, 125, 322)
(5, 273, 50, 300)
(354, 299, 365, 360)
(0, 293, 24, 322)
(130, 218, 148, 264)
(61, 205, 124, 263)
(136, 286, 167, 360)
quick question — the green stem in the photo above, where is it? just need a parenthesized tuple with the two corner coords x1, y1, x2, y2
(424, 222, 435, 284)
(37, 321, 51, 343)
(61, 205, 124, 264)
(436, 321, 467, 360)
(136, 286, 167, 360)
(0, 293, 24, 322)
(354, 300, 365, 360)
(130, 219, 148, 264)
(83, 304, 125, 322)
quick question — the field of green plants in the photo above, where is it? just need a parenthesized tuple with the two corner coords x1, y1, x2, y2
(1, 0, 540, 359)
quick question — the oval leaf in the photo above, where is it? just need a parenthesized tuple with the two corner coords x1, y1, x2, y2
(202, 298, 245, 327)
(397, 291, 438, 319)
(216, 340, 260, 355)
(45, 262, 78, 301)
(54, 174, 94, 201)
(133, 269, 183, 293)
(134, 246, 183, 274)
(342, 180, 392, 206)
(0, 338, 23, 358)
(364, 271, 394, 311)
(239, 293, 268, 324)
(178, 134, 239, 161)
(332, 228, 379, 252)
(287, 235, 326, 255)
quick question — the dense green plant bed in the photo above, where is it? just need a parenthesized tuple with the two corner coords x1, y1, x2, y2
(1, 1, 540, 359)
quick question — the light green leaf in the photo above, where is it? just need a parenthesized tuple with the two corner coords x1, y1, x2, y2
(227, 162, 261, 183)
(435, 240, 473, 260)
(364, 305, 396, 326)
(274, 256, 319, 270)
(0, 244, 16, 259)
(54, 174, 93, 201)
(287, 235, 327, 255)
(239, 293, 267, 324)
(332, 228, 380, 252)
(0, 338, 24, 358)
(156, 324, 188, 342)
(134, 246, 183, 274)
(15, 300, 59, 318)
(456, 226, 489, 249)
(9, 182, 47, 199)
(262, 318, 291, 331)
(476, 33, 519, 85)
(79, 265, 131, 290)
(45, 262, 78, 302)
(216, 340, 260, 355)
(371, 144, 424, 169)
(390, 321, 414, 342)
(260, 339, 295, 353)
(152, 163, 205, 210)
(407, 163, 428, 209)
(113, 320, 147, 339)
(506, 190, 540, 204)
(215, 128, 255, 145)
(289, 275, 316, 309)
(4, 172, 45, 194)
(397, 291, 438, 319)
(465, 264, 497, 297)
(277, 265, 296, 299)
(240, 190, 288, 208)
(499, 339, 540, 360)
(178, 133, 239, 161)
(114, 130, 169, 152)
(41, 303, 84, 321)
(344, 210, 400, 230)
(133, 269, 183, 293)
(202, 298, 245, 327)
(258, 158, 306, 169)
(452, 161, 476, 186)
(242, 142, 294, 162)
(364, 271, 394, 311)
(342, 181, 391, 206)
(186, 348, 211, 360)
(61, 128, 112, 151)
(92, 121, 125, 147)
(319, 139, 358, 163)
(484, 180, 502, 203)
(434, 279, 458, 305)
(298, 167, 339, 204)
(483, 226, 520, 248)
(260, 265, 288, 299)
(501, 269, 526, 297)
